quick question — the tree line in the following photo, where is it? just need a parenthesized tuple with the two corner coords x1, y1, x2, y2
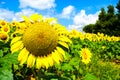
(83, 0, 120, 36)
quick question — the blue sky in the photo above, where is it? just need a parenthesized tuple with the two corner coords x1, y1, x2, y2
(0, 0, 118, 31)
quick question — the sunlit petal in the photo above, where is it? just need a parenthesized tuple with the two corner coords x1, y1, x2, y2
(18, 48, 29, 65)
(27, 54, 36, 68)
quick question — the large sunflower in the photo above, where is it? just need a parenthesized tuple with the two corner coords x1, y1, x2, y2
(10, 14, 71, 69)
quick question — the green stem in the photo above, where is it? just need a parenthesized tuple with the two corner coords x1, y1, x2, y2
(32, 68, 37, 80)
(38, 69, 42, 80)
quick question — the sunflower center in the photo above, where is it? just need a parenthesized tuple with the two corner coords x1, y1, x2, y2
(22, 22, 58, 56)
(0, 33, 8, 40)
(4, 27, 9, 32)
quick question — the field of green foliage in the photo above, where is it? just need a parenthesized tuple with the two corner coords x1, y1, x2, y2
(0, 15, 120, 80)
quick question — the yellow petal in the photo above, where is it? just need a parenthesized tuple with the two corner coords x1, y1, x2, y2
(59, 36, 72, 44)
(22, 16, 30, 23)
(30, 13, 43, 21)
(46, 18, 57, 23)
(27, 54, 36, 68)
(11, 41, 23, 53)
(46, 55, 54, 67)
(55, 50, 63, 61)
(58, 41, 69, 49)
(11, 37, 21, 45)
(42, 56, 49, 69)
(52, 50, 61, 64)
(18, 48, 29, 65)
(36, 57, 42, 69)
(56, 47, 66, 58)
(36, 56, 49, 69)
(82, 58, 91, 64)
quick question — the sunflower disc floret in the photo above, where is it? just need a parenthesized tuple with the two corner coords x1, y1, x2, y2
(22, 23, 58, 56)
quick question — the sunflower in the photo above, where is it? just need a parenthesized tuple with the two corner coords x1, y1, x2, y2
(10, 14, 71, 69)
(80, 48, 92, 64)
(0, 20, 8, 28)
(0, 32, 9, 42)
(68, 29, 80, 38)
(1, 25, 10, 33)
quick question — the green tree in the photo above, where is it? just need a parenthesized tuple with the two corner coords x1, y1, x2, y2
(83, 0, 120, 36)
(83, 24, 95, 33)
(98, 8, 106, 22)
(115, 0, 120, 36)
(106, 5, 115, 20)
(116, 0, 120, 13)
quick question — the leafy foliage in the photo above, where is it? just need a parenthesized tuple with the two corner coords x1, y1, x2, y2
(83, 0, 120, 36)
(0, 41, 19, 80)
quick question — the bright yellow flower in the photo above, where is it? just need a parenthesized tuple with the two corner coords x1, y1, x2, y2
(10, 21, 20, 27)
(1, 25, 10, 33)
(107, 36, 111, 42)
(102, 46, 105, 49)
(0, 32, 9, 42)
(69, 29, 80, 38)
(0, 20, 8, 28)
(80, 48, 92, 64)
(10, 14, 71, 69)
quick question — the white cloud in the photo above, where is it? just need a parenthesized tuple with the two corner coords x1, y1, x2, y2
(13, 8, 36, 21)
(19, 0, 56, 10)
(0, 8, 14, 21)
(73, 10, 99, 25)
(0, 8, 36, 21)
(58, 5, 75, 19)
(67, 10, 100, 32)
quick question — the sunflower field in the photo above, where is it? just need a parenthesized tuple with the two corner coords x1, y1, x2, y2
(0, 14, 120, 80)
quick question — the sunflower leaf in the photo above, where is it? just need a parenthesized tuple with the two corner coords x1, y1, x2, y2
(0, 50, 3, 57)
(84, 73, 98, 80)
(0, 68, 13, 80)
(61, 64, 73, 71)
(0, 52, 19, 67)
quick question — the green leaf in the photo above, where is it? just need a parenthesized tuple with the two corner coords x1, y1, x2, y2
(79, 68, 83, 74)
(69, 57, 80, 66)
(61, 64, 73, 71)
(116, 55, 120, 59)
(0, 68, 13, 80)
(70, 75, 76, 80)
(0, 52, 19, 68)
(0, 50, 3, 57)
(3, 47, 9, 53)
(0, 41, 5, 47)
(3, 52, 19, 64)
(65, 52, 71, 60)
(84, 73, 98, 80)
